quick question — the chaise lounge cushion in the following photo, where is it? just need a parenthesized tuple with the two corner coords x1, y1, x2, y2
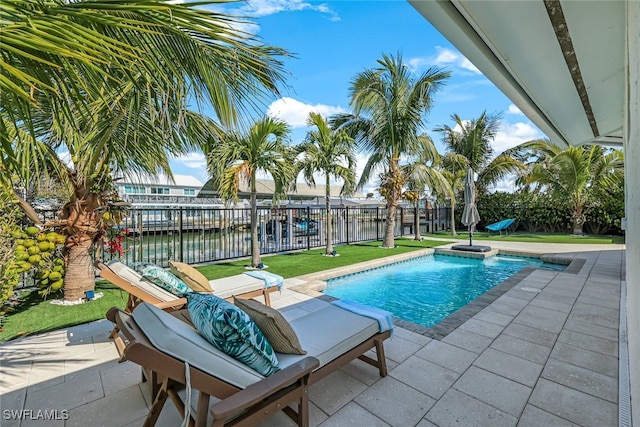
(187, 293, 280, 376)
(133, 302, 265, 388)
(134, 263, 191, 297)
(276, 303, 379, 370)
(129, 299, 382, 386)
(234, 297, 306, 355)
(106, 261, 177, 302)
(169, 261, 213, 293)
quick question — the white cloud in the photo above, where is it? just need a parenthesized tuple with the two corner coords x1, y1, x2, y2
(491, 176, 517, 193)
(507, 104, 524, 115)
(493, 121, 543, 153)
(237, 0, 339, 21)
(406, 57, 430, 73)
(172, 152, 207, 170)
(267, 97, 347, 128)
(434, 46, 480, 73)
(409, 46, 481, 75)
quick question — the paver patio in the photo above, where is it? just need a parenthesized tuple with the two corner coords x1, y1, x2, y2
(0, 241, 626, 426)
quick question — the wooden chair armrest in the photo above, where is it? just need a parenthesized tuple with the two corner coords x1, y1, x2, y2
(154, 298, 187, 310)
(210, 356, 319, 421)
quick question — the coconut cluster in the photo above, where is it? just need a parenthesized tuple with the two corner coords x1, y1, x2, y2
(13, 226, 66, 297)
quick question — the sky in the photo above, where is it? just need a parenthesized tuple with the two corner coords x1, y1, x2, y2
(171, 0, 545, 194)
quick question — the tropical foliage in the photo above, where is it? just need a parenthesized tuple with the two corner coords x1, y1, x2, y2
(295, 113, 356, 255)
(433, 153, 467, 236)
(0, 184, 24, 305)
(206, 117, 294, 268)
(1, 0, 289, 300)
(402, 137, 452, 240)
(510, 140, 624, 234)
(333, 52, 450, 248)
(435, 111, 523, 193)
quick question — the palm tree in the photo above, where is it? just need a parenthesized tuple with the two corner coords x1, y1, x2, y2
(333, 52, 450, 248)
(207, 117, 294, 268)
(1, 0, 289, 301)
(402, 136, 453, 240)
(295, 112, 356, 255)
(1, 0, 288, 156)
(512, 140, 624, 234)
(435, 111, 523, 193)
(435, 111, 523, 237)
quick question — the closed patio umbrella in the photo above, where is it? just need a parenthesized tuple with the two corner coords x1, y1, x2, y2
(461, 167, 480, 246)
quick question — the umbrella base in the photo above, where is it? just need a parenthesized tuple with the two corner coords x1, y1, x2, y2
(451, 244, 493, 253)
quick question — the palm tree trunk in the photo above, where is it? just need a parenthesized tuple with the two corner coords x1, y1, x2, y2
(572, 207, 584, 235)
(325, 175, 334, 255)
(63, 235, 95, 301)
(383, 202, 396, 247)
(450, 201, 458, 236)
(382, 159, 402, 248)
(250, 178, 261, 268)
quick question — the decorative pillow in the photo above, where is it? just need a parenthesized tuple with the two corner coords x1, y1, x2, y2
(187, 293, 280, 376)
(134, 262, 191, 297)
(234, 297, 306, 355)
(169, 261, 213, 293)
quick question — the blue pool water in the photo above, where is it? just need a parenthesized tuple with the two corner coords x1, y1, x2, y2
(324, 254, 566, 328)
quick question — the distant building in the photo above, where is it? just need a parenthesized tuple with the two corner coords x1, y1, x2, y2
(199, 178, 378, 207)
(116, 174, 228, 208)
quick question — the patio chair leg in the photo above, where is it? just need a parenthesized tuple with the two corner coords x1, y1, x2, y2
(194, 393, 210, 427)
(263, 289, 271, 306)
(144, 378, 170, 427)
(298, 378, 310, 427)
(374, 338, 388, 377)
(168, 388, 195, 427)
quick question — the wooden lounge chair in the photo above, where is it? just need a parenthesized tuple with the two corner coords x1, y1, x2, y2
(96, 260, 280, 316)
(106, 299, 391, 426)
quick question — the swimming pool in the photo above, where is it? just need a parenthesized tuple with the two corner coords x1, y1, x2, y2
(323, 254, 566, 328)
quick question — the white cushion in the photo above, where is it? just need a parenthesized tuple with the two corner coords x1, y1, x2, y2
(107, 260, 177, 302)
(276, 304, 379, 370)
(209, 274, 266, 299)
(132, 303, 265, 388)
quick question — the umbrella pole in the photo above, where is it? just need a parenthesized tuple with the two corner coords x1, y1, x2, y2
(469, 224, 472, 246)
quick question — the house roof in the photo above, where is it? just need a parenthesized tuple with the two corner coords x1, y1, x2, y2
(199, 178, 366, 200)
(409, 0, 625, 147)
(117, 174, 204, 188)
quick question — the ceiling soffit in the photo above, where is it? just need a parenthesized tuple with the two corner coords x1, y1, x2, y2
(410, 0, 624, 147)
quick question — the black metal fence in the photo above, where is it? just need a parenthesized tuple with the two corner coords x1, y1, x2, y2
(90, 205, 451, 267)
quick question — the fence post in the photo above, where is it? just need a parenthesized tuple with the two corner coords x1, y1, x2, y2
(376, 207, 380, 241)
(306, 206, 311, 251)
(178, 207, 184, 262)
(345, 206, 350, 244)
(137, 210, 143, 262)
(400, 207, 404, 237)
(431, 207, 435, 233)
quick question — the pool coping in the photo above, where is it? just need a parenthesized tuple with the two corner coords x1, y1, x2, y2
(289, 248, 586, 339)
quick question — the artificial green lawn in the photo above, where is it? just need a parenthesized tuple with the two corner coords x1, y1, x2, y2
(0, 282, 128, 342)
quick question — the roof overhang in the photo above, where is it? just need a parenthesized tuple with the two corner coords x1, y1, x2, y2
(409, 0, 625, 147)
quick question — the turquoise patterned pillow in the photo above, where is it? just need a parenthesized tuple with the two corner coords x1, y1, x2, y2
(186, 293, 279, 376)
(134, 263, 191, 297)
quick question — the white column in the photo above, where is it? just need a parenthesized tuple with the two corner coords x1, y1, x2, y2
(625, 0, 640, 424)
